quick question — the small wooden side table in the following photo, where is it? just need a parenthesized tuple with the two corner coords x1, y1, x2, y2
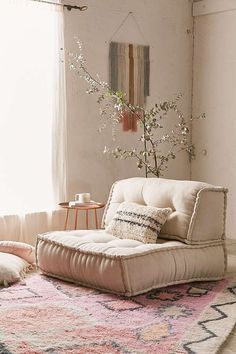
(59, 202, 105, 230)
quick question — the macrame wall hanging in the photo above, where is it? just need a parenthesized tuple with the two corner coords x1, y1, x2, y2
(109, 13, 150, 132)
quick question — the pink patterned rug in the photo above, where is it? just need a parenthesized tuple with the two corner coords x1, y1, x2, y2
(0, 274, 236, 354)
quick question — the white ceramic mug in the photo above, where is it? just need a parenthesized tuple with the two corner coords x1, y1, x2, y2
(75, 193, 91, 203)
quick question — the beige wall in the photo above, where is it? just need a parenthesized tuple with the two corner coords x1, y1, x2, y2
(63, 0, 193, 226)
(192, 1, 236, 239)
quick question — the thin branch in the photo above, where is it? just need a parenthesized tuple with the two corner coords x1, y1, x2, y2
(67, 41, 205, 178)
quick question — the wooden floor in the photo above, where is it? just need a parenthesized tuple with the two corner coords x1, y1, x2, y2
(219, 240, 236, 354)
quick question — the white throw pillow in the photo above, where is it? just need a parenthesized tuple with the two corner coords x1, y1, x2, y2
(0, 241, 35, 264)
(0, 252, 31, 287)
(106, 202, 172, 244)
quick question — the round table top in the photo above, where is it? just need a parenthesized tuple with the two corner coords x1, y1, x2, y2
(59, 202, 105, 210)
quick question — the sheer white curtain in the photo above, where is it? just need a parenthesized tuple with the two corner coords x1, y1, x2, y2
(0, 0, 67, 243)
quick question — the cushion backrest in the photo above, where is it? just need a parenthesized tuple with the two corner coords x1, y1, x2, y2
(102, 177, 227, 245)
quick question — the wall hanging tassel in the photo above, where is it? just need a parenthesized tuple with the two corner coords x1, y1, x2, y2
(109, 42, 150, 132)
(108, 13, 150, 132)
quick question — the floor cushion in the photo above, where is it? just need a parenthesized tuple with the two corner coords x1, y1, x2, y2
(36, 178, 227, 296)
(0, 252, 31, 287)
(36, 230, 226, 296)
(0, 241, 35, 264)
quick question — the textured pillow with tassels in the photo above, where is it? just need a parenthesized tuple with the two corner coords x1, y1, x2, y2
(106, 202, 172, 244)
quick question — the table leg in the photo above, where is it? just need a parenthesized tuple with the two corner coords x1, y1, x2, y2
(94, 209, 98, 229)
(86, 210, 89, 229)
(74, 209, 78, 229)
(64, 209, 69, 230)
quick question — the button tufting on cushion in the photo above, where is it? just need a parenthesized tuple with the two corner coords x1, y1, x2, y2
(36, 230, 226, 296)
(36, 177, 228, 296)
(102, 177, 227, 244)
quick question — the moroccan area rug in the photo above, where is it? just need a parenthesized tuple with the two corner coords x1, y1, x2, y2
(0, 274, 236, 354)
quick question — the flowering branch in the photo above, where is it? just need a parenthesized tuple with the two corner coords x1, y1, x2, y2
(67, 40, 205, 178)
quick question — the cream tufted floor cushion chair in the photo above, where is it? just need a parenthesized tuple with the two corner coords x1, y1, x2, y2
(36, 178, 228, 296)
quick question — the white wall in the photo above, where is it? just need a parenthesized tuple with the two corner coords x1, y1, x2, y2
(192, 1, 236, 239)
(63, 0, 193, 226)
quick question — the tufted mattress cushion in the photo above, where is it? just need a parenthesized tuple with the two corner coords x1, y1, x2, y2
(102, 177, 227, 244)
(36, 230, 226, 296)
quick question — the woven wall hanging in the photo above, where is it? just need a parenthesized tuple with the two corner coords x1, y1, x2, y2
(109, 41, 150, 132)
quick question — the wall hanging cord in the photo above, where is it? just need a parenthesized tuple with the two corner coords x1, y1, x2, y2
(109, 12, 148, 44)
(30, 0, 88, 11)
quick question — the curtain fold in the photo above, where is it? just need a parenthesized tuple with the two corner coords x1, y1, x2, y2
(52, 7, 68, 205)
(0, 0, 67, 244)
